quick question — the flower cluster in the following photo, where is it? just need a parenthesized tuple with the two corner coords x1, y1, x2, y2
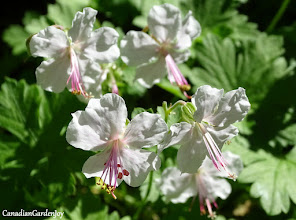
(29, 7, 119, 98)
(66, 93, 168, 198)
(160, 85, 250, 178)
(29, 4, 251, 218)
(120, 3, 201, 97)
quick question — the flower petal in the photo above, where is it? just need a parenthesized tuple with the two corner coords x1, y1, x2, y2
(30, 26, 68, 58)
(158, 167, 197, 203)
(192, 85, 224, 123)
(207, 87, 251, 127)
(66, 110, 109, 151)
(148, 3, 181, 42)
(76, 59, 105, 102)
(35, 56, 70, 93)
(82, 150, 108, 178)
(206, 124, 238, 148)
(135, 57, 167, 88)
(86, 94, 128, 138)
(159, 122, 192, 152)
(177, 126, 208, 173)
(202, 174, 231, 200)
(123, 112, 168, 149)
(120, 31, 159, 66)
(84, 27, 120, 63)
(120, 147, 158, 187)
(66, 94, 127, 151)
(170, 49, 191, 64)
(68, 7, 97, 43)
(176, 11, 201, 50)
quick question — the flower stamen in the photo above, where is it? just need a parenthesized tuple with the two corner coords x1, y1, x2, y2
(67, 48, 89, 97)
(197, 123, 236, 180)
(96, 140, 130, 199)
(165, 54, 191, 99)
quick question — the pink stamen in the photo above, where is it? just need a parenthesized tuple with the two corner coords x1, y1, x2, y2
(97, 140, 129, 199)
(165, 54, 191, 99)
(198, 123, 232, 176)
(67, 48, 87, 97)
(196, 174, 217, 219)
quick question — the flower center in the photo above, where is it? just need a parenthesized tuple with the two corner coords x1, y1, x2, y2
(66, 47, 88, 97)
(96, 140, 129, 199)
(157, 41, 171, 56)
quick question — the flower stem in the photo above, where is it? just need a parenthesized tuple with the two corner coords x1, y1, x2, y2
(266, 0, 291, 33)
(143, 171, 154, 202)
(133, 171, 154, 220)
(163, 100, 186, 122)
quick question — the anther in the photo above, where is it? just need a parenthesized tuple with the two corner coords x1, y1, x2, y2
(123, 169, 129, 176)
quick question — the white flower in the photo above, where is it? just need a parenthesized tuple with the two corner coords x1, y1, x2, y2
(120, 3, 201, 97)
(160, 85, 250, 177)
(66, 93, 168, 198)
(30, 7, 120, 96)
(158, 151, 243, 219)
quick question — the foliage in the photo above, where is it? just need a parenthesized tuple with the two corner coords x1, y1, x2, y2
(1, 0, 296, 219)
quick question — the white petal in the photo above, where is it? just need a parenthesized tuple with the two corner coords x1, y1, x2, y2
(158, 167, 197, 203)
(176, 11, 201, 50)
(123, 112, 168, 149)
(135, 57, 167, 88)
(120, 148, 158, 187)
(206, 124, 238, 148)
(177, 126, 208, 173)
(30, 26, 68, 58)
(192, 85, 224, 123)
(201, 174, 231, 200)
(82, 149, 109, 178)
(120, 31, 159, 66)
(207, 87, 251, 127)
(148, 3, 181, 42)
(170, 49, 191, 64)
(66, 94, 127, 151)
(86, 94, 128, 138)
(83, 27, 120, 63)
(159, 122, 192, 152)
(35, 56, 70, 93)
(68, 7, 97, 43)
(66, 110, 108, 151)
(222, 151, 244, 176)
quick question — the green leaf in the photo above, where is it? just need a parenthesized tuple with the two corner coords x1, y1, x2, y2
(131, 107, 153, 119)
(2, 25, 29, 55)
(270, 122, 296, 148)
(238, 148, 296, 215)
(0, 78, 51, 146)
(61, 194, 108, 220)
(186, 33, 295, 106)
(47, 0, 90, 28)
(25, 15, 50, 34)
(156, 79, 186, 100)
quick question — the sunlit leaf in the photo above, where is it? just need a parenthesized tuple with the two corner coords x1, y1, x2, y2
(238, 147, 296, 215)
